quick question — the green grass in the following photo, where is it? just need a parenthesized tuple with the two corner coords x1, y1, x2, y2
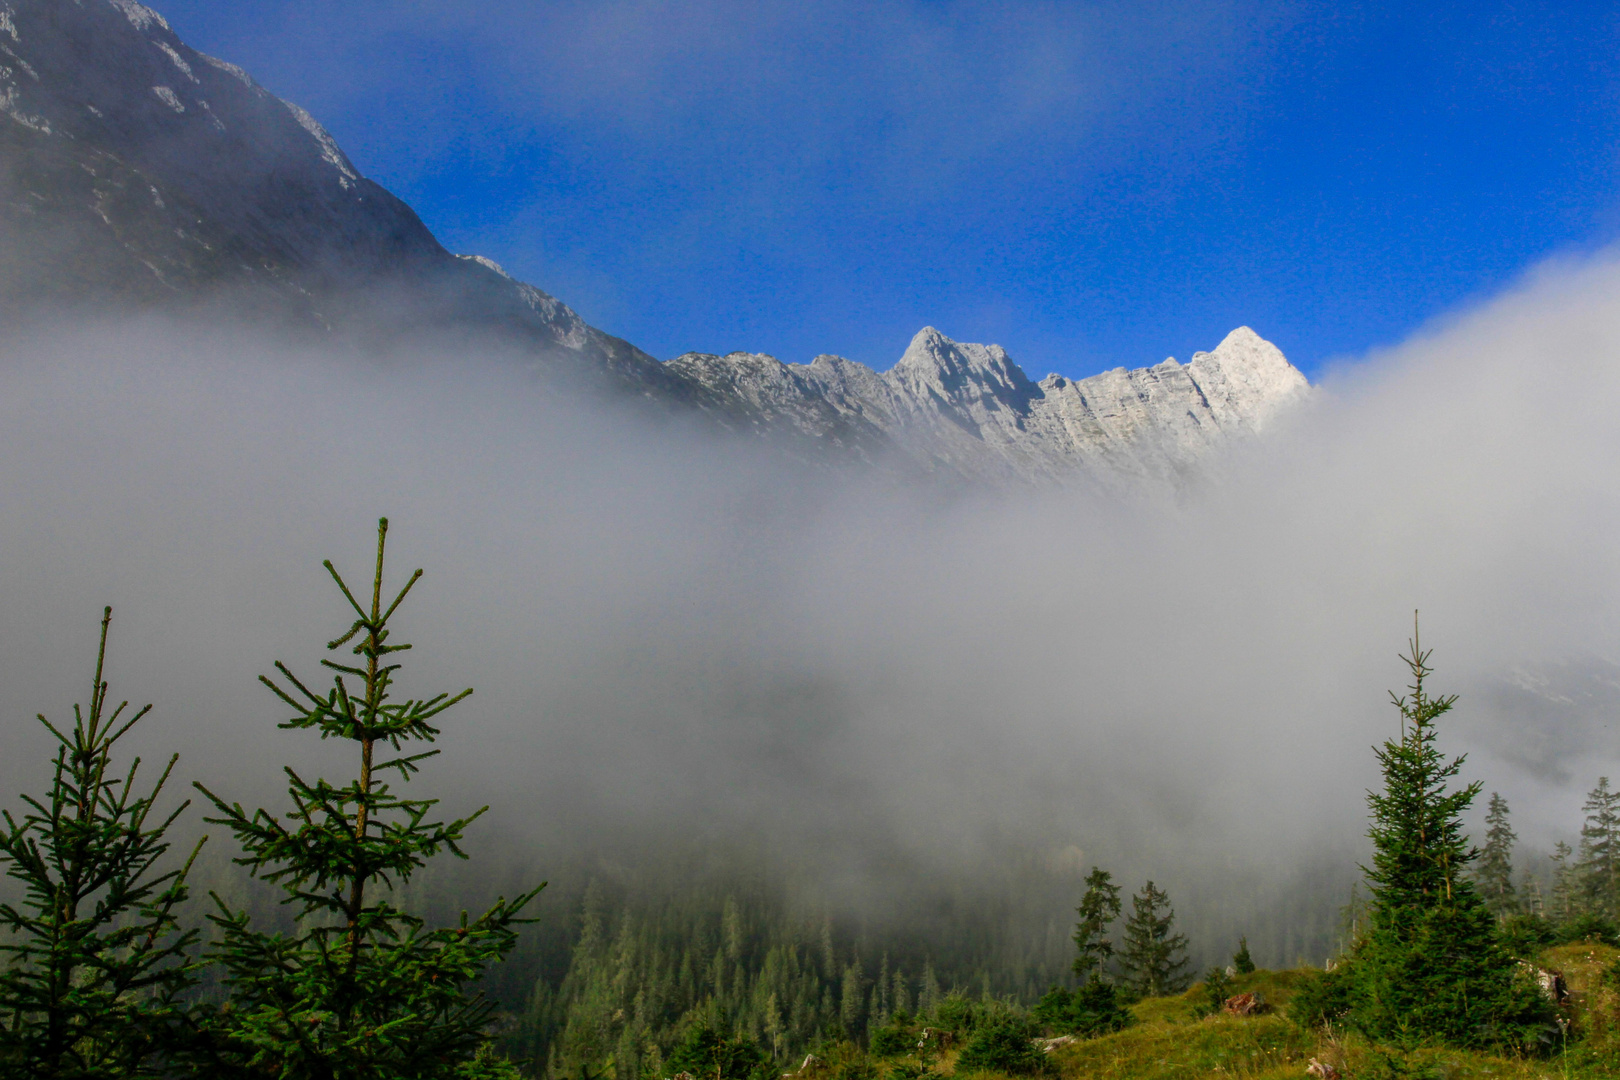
(910, 949, 1620, 1080)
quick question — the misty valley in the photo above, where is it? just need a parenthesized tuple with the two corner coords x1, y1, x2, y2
(8, 1, 1620, 1078)
(8, 514, 1620, 1080)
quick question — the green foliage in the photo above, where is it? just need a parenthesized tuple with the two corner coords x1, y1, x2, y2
(1552, 841, 1579, 921)
(1031, 981, 1131, 1037)
(867, 1012, 917, 1057)
(1117, 882, 1190, 1000)
(930, 993, 979, 1035)
(1071, 867, 1121, 982)
(1055, 1009, 1314, 1080)
(1477, 792, 1518, 919)
(883, 1061, 932, 1080)
(0, 608, 203, 1079)
(1285, 967, 1352, 1029)
(1555, 912, 1620, 946)
(194, 519, 541, 1078)
(1031, 986, 1071, 1031)
(666, 1024, 769, 1080)
(953, 1010, 1044, 1076)
(1579, 778, 1620, 918)
(1359, 1046, 1444, 1080)
(811, 1040, 877, 1080)
(1343, 622, 1555, 1051)
(1231, 936, 1255, 975)
(1499, 913, 1558, 958)
(1034, 863, 1136, 1040)
(1199, 966, 1233, 1017)
(507, 876, 990, 1079)
(1069, 979, 1133, 1036)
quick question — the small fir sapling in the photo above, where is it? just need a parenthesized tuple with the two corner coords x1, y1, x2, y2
(194, 519, 543, 1079)
(1118, 881, 1190, 1000)
(953, 1011, 1044, 1076)
(1200, 966, 1233, 1016)
(1067, 978, 1132, 1036)
(0, 608, 204, 1079)
(1231, 937, 1255, 975)
(867, 1012, 918, 1057)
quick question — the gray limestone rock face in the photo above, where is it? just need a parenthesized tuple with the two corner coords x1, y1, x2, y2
(668, 325, 1309, 485)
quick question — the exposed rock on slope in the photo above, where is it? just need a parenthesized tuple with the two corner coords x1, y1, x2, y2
(0, 0, 1310, 486)
(670, 326, 1308, 483)
(0, 0, 682, 398)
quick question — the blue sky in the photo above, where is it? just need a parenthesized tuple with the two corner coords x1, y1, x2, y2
(155, 1, 1620, 380)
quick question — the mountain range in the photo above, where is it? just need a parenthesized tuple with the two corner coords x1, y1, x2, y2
(0, 0, 1309, 484)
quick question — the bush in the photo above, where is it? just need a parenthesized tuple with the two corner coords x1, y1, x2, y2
(1287, 967, 1352, 1029)
(884, 1063, 933, 1080)
(1031, 986, 1073, 1031)
(667, 1025, 770, 1080)
(1232, 937, 1256, 975)
(1554, 912, 1620, 947)
(1499, 914, 1558, 958)
(868, 1012, 918, 1058)
(1032, 982, 1133, 1037)
(954, 1012, 1044, 1076)
(1200, 966, 1234, 1017)
(1359, 1047, 1444, 1080)
(818, 1042, 878, 1080)
(931, 994, 979, 1034)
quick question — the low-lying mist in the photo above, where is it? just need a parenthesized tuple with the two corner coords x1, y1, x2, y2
(4, 250, 1620, 974)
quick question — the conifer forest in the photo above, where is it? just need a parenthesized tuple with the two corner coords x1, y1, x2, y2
(8, 528, 1620, 1079)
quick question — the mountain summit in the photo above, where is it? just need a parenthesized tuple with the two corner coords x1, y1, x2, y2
(670, 325, 1307, 483)
(0, 0, 1308, 485)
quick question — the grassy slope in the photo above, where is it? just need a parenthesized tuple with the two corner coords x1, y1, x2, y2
(918, 946, 1620, 1079)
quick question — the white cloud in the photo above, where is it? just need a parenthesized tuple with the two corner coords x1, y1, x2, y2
(3, 247, 1618, 957)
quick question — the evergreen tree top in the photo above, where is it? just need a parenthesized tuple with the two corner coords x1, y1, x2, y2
(0, 608, 203, 1079)
(1476, 792, 1518, 918)
(1118, 881, 1190, 999)
(1073, 866, 1122, 982)
(1344, 617, 1554, 1051)
(194, 519, 541, 1079)
(1362, 618, 1482, 912)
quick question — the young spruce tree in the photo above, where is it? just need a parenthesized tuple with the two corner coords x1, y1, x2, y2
(1348, 618, 1550, 1050)
(1058, 866, 1131, 1034)
(0, 608, 202, 1079)
(1577, 777, 1620, 918)
(1476, 792, 1517, 920)
(1117, 882, 1189, 1000)
(1071, 866, 1121, 982)
(1231, 936, 1255, 975)
(196, 519, 543, 1079)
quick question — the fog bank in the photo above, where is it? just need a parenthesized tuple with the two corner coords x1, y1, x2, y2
(4, 252, 1620, 965)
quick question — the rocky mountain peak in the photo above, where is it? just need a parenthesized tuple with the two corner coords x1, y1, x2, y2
(1, 0, 1311, 488)
(1185, 325, 1309, 431)
(889, 326, 1037, 412)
